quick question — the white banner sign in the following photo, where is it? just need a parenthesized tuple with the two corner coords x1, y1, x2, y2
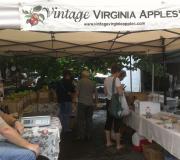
(20, 2, 180, 31)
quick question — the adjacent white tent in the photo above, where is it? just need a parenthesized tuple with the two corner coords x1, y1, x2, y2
(0, 0, 180, 58)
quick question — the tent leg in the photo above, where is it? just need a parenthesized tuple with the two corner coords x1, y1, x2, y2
(161, 37, 167, 106)
(130, 55, 132, 93)
(152, 64, 154, 93)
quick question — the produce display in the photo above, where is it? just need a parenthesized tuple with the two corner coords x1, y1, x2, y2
(2, 90, 37, 114)
(153, 112, 178, 123)
(1, 85, 57, 114)
(153, 112, 179, 130)
(6, 90, 31, 100)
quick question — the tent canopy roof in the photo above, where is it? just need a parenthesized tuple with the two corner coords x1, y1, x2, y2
(0, 29, 180, 58)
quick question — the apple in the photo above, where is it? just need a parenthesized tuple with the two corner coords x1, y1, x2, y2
(29, 16, 39, 26)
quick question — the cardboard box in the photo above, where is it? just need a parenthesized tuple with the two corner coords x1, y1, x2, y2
(3, 99, 24, 114)
(49, 90, 57, 102)
(37, 91, 50, 104)
(135, 101, 160, 115)
(29, 92, 37, 104)
(125, 92, 149, 109)
(142, 143, 164, 160)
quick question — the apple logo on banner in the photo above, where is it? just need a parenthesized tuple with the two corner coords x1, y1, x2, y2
(23, 6, 45, 26)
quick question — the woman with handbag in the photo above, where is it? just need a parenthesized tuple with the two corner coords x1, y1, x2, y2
(104, 64, 124, 151)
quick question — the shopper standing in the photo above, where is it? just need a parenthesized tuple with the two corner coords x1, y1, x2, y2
(56, 70, 75, 133)
(76, 70, 98, 140)
(104, 64, 124, 150)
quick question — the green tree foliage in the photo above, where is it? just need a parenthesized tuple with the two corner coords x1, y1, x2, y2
(15, 57, 62, 82)
(133, 55, 165, 77)
(0, 55, 165, 84)
(56, 56, 131, 77)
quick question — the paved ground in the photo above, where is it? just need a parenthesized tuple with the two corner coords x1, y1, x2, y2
(59, 110, 144, 160)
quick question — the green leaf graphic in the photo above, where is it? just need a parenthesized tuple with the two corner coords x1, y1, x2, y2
(23, 10, 29, 14)
(25, 15, 32, 18)
(33, 5, 42, 12)
(39, 19, 44, 24)
(39, 14, 45, 21)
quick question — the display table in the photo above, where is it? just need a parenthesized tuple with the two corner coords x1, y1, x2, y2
(0, 117, 61, 160)
(125, 111, 180, 159)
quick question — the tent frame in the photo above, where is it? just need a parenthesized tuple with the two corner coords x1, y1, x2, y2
(0, 29, 180, 58)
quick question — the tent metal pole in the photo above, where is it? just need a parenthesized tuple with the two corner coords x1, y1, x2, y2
(112, 39, 162, 51)
(130, 55, 132, 93)
(165, 37, 180, 47)
(164, 29, 180, 36)
(14, 56, 18, 89)
(161, 37, 167, 105)
(152, 64, 154, 93)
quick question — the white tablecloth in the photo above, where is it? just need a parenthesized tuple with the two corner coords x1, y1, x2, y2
(125, 111, 180, 159)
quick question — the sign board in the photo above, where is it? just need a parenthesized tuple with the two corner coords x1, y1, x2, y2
(20, 1, 180, 31)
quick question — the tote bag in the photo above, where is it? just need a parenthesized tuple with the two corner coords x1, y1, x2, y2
(108, 78, 123, 119)
(119, 93, 130, 116)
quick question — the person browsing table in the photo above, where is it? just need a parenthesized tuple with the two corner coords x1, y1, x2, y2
(104, 64, 124, 151)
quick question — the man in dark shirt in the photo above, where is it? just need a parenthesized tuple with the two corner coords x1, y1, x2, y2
(56, 70, 75, 132)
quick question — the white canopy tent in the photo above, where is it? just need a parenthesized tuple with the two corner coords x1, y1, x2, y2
(0, 29, 179, 58)
(0, 0, 180, 58)
(0, 0, 180, 103)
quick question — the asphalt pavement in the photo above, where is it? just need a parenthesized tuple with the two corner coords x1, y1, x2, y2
(59, 110, 144, 160)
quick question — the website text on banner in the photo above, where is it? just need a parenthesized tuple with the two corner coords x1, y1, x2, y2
(20, 2, 180, 31)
